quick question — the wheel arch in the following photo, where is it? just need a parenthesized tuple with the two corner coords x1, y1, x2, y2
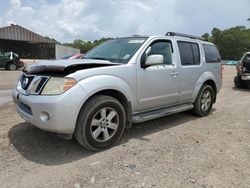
(192, 72, 218, 103)
(76, 75, 135, 129)
(203, 79, 217, 103)
(90, 89, 132, 128)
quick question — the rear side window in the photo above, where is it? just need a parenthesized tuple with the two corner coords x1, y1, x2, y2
(203, 44, 221, 63)
(177, 41, 200, 66)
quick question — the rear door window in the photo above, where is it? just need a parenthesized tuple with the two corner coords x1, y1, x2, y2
(177, 41, 200, 66)
(203, 44, 221, 63)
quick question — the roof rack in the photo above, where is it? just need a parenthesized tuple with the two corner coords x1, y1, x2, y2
(165, 32, 207, 41)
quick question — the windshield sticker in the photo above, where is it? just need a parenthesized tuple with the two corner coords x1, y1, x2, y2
(128, 40, 145, 44)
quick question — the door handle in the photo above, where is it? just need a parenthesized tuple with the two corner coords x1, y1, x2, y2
(171, 71, 179, 76)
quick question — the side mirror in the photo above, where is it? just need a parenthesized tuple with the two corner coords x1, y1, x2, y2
(144, 55, 164, 67)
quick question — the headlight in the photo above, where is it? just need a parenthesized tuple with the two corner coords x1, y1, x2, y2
(41, 77, 76, 95)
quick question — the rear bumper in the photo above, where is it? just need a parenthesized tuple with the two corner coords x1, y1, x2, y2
(241, 74, 250, 81)
(12, 84, 88, 134)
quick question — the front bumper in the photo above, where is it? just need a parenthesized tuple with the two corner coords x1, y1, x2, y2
(12, 84, 87, 134)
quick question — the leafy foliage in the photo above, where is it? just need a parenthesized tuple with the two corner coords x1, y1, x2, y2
(63, 38, 111, 54)
(204, 26, 250, 60)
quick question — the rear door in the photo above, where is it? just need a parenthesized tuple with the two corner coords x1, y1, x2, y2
(177, 41, 203, 103)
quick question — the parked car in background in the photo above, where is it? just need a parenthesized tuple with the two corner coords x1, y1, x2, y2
(0, 52, 24, 70)
(224, 60, 238, 66)
(234, 52, 250, 88)
(13, 32, 222, 151)
(60, 54, 75, 59)
(60, 53, 84, 60)
(69, 53, 84, 59)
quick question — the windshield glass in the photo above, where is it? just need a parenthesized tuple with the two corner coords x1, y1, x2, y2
(83, 38, 147, 63)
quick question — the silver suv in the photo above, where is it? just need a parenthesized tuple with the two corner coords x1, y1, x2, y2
(13, 32, 222, 150)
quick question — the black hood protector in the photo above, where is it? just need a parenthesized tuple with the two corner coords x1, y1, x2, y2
(23, 62, 121, 75)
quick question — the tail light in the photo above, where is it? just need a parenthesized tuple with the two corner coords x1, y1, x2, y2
(236, 62, 243, 74)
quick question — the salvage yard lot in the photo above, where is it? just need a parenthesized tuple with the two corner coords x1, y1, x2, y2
(0, 66, 250, 187)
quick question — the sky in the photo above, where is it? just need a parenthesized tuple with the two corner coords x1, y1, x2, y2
(0, 0, 249, 43)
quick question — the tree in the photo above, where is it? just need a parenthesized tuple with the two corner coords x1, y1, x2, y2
(202, 33, 209, 40)
(202, 26, 250, 60)
(63, 38, 111, 53)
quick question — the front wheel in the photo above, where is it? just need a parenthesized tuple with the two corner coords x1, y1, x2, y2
(7, 62, 18, 70)
(74, 95, 126, 151)
(192, 85, 214, 117)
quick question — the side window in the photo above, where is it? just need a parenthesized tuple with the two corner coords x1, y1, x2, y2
(191, 43, 200, 64)
(203, 44, 221, 63)
(177, 41, 200, 66)
(142, 40, 173, 65)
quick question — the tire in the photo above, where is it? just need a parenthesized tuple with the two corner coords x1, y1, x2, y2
(7, 62, 18, 71)
(234, 75, 248, 89)
(192, 85, 214, 117)
(74, 95, 126, 151)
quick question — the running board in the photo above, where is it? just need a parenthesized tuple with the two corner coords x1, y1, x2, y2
(132, 103, 193, 123)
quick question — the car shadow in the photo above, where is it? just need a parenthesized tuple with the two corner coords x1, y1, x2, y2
(232, 86, 250, 92)
(8, 111, 206, 166)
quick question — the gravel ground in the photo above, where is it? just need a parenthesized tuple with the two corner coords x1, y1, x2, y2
(0, 66, 250, 188)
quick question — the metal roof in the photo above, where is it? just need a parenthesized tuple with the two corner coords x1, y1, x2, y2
(0, 24, 56, 43)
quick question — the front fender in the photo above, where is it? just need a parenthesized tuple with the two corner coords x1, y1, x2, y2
(78, 75, 135, 110)
(192, 71, 217, 102)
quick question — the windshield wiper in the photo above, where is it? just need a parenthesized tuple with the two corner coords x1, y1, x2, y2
(86, 57, 111, 61)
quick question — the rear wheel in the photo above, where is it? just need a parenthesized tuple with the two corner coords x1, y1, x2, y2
(74, 95, 126, 151)
(234, 75, 248, 89)
(193, 85, 214, 117)
(7, 62, 18, 70)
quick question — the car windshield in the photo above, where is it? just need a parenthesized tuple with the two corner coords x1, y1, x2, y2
(83, 38, 147, 63)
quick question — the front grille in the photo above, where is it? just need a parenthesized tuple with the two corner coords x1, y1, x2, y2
(18, 74, 49, 95)
(35, 77, 48, 93)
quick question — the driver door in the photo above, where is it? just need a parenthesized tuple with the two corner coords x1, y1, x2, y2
(136, 40, 180, 111)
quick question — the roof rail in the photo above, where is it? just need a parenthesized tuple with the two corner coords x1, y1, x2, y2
(166, 32, 207, 41)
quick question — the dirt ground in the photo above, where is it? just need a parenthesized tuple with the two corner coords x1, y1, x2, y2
(0, 66, 249, 188)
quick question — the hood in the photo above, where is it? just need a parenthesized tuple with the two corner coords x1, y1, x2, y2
(23, 59, 121, 75)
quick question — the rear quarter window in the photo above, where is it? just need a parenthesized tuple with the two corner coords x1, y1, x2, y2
(203, 44, 221, 63)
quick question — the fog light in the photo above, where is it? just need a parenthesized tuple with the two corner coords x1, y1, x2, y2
(40, 111, 50, 122)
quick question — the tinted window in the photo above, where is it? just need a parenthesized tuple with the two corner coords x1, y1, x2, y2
(143, 40, 173, 65)
(203, 44, 221, 63)
(178, 41, 200, 65)
(191, 43, 200, 64)
(243, 54, 250, 63)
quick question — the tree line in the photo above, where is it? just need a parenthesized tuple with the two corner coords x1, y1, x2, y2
(63, 38, 110, 55)
(202, 26, 250, 60)
(64, 26, 250, 60)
